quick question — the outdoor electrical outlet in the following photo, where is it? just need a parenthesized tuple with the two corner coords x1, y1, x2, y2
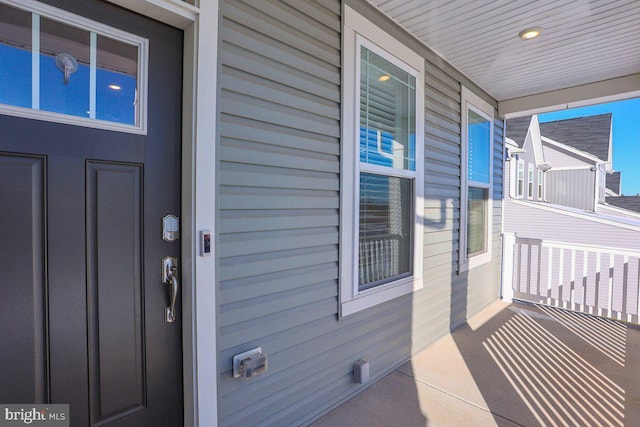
(233, 347, 268, 379)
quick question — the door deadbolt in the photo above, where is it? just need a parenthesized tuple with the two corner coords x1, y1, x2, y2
(162, 214, 179, 242)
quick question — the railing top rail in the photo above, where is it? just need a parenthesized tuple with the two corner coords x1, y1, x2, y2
(515, 237, 640, 258)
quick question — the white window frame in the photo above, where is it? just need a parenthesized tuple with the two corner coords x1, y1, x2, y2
(460, 87, 494, 271)
(517, 159, 525, 198)
(339, 6, 424, 317)
(527, 164, 534, 199)
(538, 170, 544, 200)
(0, 0, 148, 134)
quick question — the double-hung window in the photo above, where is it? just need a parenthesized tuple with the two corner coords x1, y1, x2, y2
(516, 160, 525, 198)
(537, 170, 544, 200)
(527, 164, 534, 199)
(460, 87, 494, 270)
(340, 6, 424, 316)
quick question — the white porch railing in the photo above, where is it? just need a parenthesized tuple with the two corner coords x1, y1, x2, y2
(508, 236, 640, 324)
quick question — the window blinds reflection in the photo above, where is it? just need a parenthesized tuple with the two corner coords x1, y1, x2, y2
(468, 187, 487, 256)
(360, 47, 416, 171)
(359, 173, 412, 289)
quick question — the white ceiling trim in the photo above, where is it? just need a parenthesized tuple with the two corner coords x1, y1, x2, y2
(499, 74, 640, 118)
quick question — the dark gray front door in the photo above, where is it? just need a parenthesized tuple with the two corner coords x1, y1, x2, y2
(0, 1, 183, 425)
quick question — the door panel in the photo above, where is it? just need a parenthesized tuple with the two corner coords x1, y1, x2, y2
(0, 154, 47, 404)
(86, 161, 145, 423)
(0, 1, 183, 425)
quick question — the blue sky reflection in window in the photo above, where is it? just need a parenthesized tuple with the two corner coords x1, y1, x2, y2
(0, 3, 32, 108)
(0, 4, 137, 126)
(468, 109, 491, 184)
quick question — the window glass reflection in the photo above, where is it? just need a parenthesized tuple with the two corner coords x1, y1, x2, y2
(0, 2, 143, 129)
(468, 109, 491, 184)
(360, 47, 416, 171)
(0, 4, 32, 108)
(359, 173, 412, 289)
(96, 35, 137, 125)
(467, 187, 487, 255)
(39, 18, 90, 117)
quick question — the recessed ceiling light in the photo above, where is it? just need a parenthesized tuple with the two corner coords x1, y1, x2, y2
(378, 75, 390, 82)
(108, 84, 121, 90)
(518, 27, 543, 40)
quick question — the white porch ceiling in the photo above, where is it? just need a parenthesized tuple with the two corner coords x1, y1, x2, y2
(367, 0, 640, 103)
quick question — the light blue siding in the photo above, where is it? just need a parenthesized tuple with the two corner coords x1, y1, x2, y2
(218, 1, 503, 425)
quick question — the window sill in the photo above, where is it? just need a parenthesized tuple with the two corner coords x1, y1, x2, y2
(459, 251, 492, 273)
(341, 276, 423, 317)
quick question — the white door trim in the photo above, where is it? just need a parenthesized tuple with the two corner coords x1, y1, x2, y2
(106, 2, 219, 426)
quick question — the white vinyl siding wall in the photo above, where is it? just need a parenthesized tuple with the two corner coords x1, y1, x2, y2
(545, 169, 596, 211)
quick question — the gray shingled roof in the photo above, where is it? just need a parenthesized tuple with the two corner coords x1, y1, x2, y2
(606, 196, 640, 213)
(539, 113, 612, 162)
(505, 116, 532, 148)
(606, 171, 621, 194)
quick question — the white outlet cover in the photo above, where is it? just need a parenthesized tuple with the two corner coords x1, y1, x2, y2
(232, 347, 262, 378)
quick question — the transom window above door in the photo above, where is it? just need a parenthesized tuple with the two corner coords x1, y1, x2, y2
(0, 0, 148, 133)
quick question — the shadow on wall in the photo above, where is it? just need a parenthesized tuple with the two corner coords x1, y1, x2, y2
(308, 199, 454, 426)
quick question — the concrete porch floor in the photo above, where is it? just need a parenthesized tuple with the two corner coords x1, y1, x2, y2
(312, 301, 640, 426)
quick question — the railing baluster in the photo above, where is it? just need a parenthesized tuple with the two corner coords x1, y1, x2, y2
(607, 253, 614, 318)
(511, 237, 640, 323)
(547, 246, 553, 304)
(622, 256, 629, 321)
(581, 251, 588, 313)
(636, 258, 640, 322)
(558, 248, 564, 308)
(570, 249, 576, 309)
(595, 252, 601, 316)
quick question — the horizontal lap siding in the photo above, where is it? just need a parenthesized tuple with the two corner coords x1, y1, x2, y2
(504, 201, 640, 251)
(218, 1, 503, 425)
(420, 67, 504, 337)
(219, 1, 342, 425)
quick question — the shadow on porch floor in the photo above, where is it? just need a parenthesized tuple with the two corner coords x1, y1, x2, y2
(311, 301, 640, 426)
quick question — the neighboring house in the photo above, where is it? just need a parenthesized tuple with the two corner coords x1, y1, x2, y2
(505, 113, 636, 216)
(505, 113, 616, 212)
(503, 114, 640, 326)
(1, 1, 639, 426)
(606, 195, 640, 213)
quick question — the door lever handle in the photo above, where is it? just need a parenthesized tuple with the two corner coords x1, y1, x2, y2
(162, 257, 179, 323)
